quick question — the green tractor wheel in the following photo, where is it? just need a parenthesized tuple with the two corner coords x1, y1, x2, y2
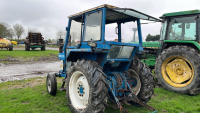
(155, 46, 200, 95)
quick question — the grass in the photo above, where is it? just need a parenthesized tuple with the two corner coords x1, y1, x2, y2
(1, 77, 200, 113)
(46, 45, 59, 48)
(0, 50, 58, 60)
(13, 45, 25, 48)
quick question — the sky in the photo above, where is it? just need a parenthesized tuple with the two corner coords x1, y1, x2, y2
(1, 0, 200, 41)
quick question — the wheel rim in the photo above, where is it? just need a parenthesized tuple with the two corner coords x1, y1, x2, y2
(161, 56, 194, 88)
(127, 69, 141, 95)
(69, 71, 89, 109)
(47, 77, 51, 92)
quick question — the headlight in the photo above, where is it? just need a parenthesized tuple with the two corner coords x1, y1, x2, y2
(88, 41, 97, 47)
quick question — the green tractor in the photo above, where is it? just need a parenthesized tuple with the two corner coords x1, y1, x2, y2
(138, 10, 200, 95)
(138, 41, 159, 69)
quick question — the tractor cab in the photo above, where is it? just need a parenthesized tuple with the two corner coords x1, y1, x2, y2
(159, 10, 200, 47)
(154, 10, 200, 95)
(59, 4, 162, 74)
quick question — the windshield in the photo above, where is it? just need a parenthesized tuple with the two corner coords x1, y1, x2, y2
(121, 21, 139, 43)
(69, 20, 82, 46)
(167, 16, 196, 40)
(83, 11, 102, 41)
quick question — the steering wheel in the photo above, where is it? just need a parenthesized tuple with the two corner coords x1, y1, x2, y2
(186, 37, 193, 40)
(172, 32, 182, 40)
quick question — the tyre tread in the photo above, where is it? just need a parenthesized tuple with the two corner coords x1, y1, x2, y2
(130, 59, 154, 104)
(155, 45, 200, 95)
(66, 59, 108, 113)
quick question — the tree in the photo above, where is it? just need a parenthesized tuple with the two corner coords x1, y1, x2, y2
(48, 38, 52, 43)
(13, 23, 25, 42)
(28, 28, 38, 33)
(145, 34, 160, 41)
(8, 28, 15, 40)
(25, 28, 39, 38)
(56, 30, 66, 39)
(0, 22, 13, 39)
(70, 32, 80, 46)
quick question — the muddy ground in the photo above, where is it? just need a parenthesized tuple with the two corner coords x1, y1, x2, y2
(0, 61, 60, 83)
(0, 46, 61, 83)
(0, 53, 58, 63)
(14, 44, 59, 51)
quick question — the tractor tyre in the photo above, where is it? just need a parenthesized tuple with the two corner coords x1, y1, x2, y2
(46, 73, 57, 95)
(66, 59, 108, 113)
(9, 45, 13, 51)
(128, 58, 154, 106)
(41, 45, 45, 51)
(25, 44, 30, 51)
(155, 46, 200, 95)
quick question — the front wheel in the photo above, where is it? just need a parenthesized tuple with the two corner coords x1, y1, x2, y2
(46, 73, 57, 95)
(66, 59, 108, 113)
(127, 59, 154, 105)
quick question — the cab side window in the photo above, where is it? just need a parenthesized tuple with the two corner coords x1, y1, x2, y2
(199, 19, 200, 36)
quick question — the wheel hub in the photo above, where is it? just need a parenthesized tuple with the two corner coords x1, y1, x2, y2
(174, 66, 184, 75)
(47, 79, 51, 92)
(127, 69, 141, 95)
(165, 59, 193, 84)
(77, 82, 85, 97)
(69, 71, 89, 109)
(128, 77, 137, 87)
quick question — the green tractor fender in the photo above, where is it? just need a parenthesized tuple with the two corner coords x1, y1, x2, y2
(163, 40, 200, 50)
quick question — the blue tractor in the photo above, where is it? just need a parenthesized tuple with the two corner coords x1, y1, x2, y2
(46, 4, 162, 113)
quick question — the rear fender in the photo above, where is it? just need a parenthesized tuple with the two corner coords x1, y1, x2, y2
(163, 40, 200, 51)
(67, 52, 107, 66)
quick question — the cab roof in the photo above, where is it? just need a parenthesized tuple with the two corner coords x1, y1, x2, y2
(69, 4, 162, 23)
(160, 10, 200, 19)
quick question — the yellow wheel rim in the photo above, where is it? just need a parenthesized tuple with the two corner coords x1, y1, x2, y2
(161, 56, 194, 88)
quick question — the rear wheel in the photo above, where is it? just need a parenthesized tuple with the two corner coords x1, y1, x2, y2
(155, 46, 200, 95)
(9, 45, 13, 51)
(25, 44, 30, 51)
(128, 59, 154, 105)
(41, 45, 45, 51)
(66, 59, 108, 113)
(46, 73, 57, 95)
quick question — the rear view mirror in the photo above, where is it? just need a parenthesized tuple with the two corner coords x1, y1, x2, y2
(115, 26, 118, 34)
